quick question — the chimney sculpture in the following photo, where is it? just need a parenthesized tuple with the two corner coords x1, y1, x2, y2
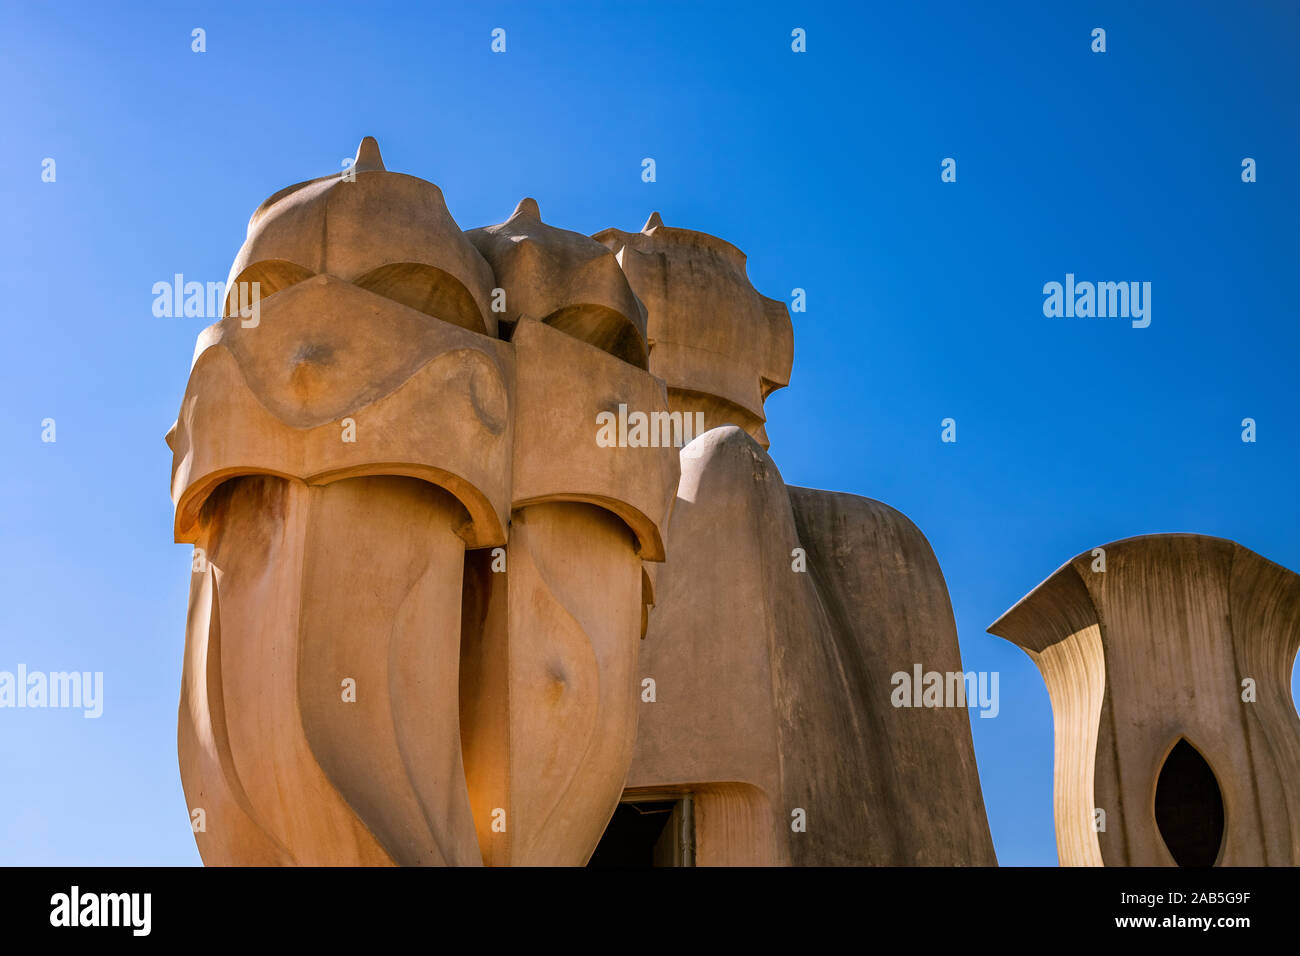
(168, 138, 996, 866)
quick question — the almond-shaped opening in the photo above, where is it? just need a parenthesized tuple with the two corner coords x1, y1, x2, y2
(1154, 738, 1225, 867)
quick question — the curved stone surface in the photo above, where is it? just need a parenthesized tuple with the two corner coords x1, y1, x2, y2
(510, 319, 679, 561)
(225, 137, 497, 336)
(626, 427, 996, 865)
(180, 475, 474, 866)
(460, 502, 644, 866)
(467, 198, 648, 366)
(170, 304, 513, 550)
(594, 213, 793, 449)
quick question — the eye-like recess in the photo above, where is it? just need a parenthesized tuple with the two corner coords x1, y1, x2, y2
(1154, 738, 1225, 867)
(224, 259, 315, 318)
(542, 304, 648, 367)
(352, 262, 487, 334)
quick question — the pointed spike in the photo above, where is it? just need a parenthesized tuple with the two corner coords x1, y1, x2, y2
(642, 211, 663, 233)
(512, 197, 541, 220)
(353, 136, 386, 173)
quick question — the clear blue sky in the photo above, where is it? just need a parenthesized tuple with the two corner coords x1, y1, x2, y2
(1, 0, 1297, 866)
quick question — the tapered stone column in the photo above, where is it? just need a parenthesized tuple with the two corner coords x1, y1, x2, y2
(990, 534, 1300, 866)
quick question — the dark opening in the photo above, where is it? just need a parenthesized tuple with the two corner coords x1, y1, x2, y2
(1154, 739, 1225, 867)
(588, 800, 683, 867)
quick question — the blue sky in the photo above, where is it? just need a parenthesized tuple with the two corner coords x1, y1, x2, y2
(1, 0, 1297, 865)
